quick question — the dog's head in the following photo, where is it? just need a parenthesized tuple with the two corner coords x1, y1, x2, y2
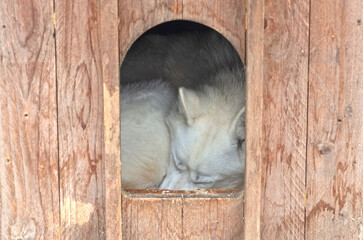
(159, 86, 245, 190)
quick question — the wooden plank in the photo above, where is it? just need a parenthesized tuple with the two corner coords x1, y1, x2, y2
(182, 195, 244, 239)
(55, 0, 117, 238)
(102, 0, 121, 239)
(0, 0, 59, 239)
(306, 0, 363, 239)
(122, 194, 183, 239)
(122, 190, 243, 239)
(243, 0, 264, 239)
(119, 0, 183, 64)
(261, 0, 309, 239)
(183, 0, 245, 61)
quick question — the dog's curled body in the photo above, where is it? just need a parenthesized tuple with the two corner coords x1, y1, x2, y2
(120, 80, 176, 189)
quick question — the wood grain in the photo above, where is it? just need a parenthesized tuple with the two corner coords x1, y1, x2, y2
(261, 0, 309, 239)
(182, 196, 244, 239)
(122, 190, 243, 239)
(306, 0, 363, 239)
(243, 0, 264, 239)
(0, 0, 59, 239)
(55, 0, 113, 238)
(101, 0, 121, 239)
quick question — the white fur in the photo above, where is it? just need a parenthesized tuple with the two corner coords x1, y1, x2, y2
(121, 80, 176, 189)
(159, 69, 246, 190)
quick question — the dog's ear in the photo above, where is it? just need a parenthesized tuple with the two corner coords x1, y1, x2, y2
(229, 106, 245, 135)
(178, 87, 200, 125)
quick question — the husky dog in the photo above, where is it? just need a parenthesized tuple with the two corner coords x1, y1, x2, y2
(120, 80, 176, 189)
(121, 28, 246, 190)
(159, 69, 246, 190)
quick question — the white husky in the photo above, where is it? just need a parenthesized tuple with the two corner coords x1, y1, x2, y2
(159, 69, 246, 190)
(120, 80, 176, 189)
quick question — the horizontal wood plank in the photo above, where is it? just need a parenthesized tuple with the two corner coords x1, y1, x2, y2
(122, 191, 243, 239)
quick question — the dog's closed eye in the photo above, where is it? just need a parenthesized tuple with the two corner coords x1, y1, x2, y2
(173, 153, 188, 171)
(191, 172, 214, 184)
(176, 161, 185, 169)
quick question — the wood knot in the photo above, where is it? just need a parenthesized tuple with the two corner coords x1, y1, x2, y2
(344, 104, 353, 118)
(317, 142, 334, 155)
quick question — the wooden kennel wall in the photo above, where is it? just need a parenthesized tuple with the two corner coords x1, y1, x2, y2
(0, 0, 362, 239)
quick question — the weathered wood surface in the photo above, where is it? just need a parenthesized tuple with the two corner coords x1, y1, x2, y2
(261, 0, 309, 239)
(122, 190, 243, 239)
(243, 0, 264, 239)
(0, 0, 59, 239)
(119, 0, 245, 64)
(102, 0, 121, 239)
(306, 0, 363, 239)
(55, 0, 117, 238)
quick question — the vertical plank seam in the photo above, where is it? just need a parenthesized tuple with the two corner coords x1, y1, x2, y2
(260, 2, 264, 238)
(117, 1, 122, 239)
(181, 2, 184, 239)
(244, 0, 247, 64)
(181, 195, 184, 239)
(304, 0, 312, 239)
(51, 0, 61, 238)
(117, 0, 121, 67)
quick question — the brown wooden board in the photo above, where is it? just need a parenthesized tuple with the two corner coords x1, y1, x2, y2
(122, 190, 243, 239)
(102, 0, 121, 239)
(306, 0, 363, 239)
(243, 0, 264, 239)
(261, 0, 310, 239)
(55, 0, 117, 238)
(0, 0, 59, 239)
